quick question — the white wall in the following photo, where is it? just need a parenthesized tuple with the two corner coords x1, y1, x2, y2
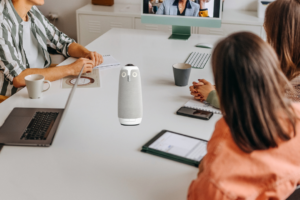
(224, 0, 257, 11)
(38, 0, 90, 40)
(38, 0, 257, 41)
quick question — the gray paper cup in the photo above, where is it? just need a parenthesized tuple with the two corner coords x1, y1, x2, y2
(173, 63, 192, 87)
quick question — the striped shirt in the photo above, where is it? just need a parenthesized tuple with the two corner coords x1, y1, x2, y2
(0, 0, 75, 96)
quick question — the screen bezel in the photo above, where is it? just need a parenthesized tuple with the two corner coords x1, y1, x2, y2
(144, 130, 208, 162)
(141, 0, 222, 28)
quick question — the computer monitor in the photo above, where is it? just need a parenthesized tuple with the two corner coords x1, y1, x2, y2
(141, 0, 222, 40)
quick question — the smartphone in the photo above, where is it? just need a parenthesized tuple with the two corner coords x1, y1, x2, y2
(177, 107, 213, 120)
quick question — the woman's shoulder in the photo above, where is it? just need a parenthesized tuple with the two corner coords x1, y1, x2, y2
(206, 118, 234, 155)
(210, 118, 230, 140)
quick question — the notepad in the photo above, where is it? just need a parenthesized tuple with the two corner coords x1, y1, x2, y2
(95, 55, 120, 70)
(184, 99, 222, 114)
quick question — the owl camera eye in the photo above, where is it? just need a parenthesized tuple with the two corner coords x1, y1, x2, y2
(132, 72, 138, 78)
(121, 72, 126, 78)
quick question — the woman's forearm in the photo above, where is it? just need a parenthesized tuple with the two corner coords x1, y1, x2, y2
(13, 65, 72, 88)
(68, 43, 90, 58)
(206, 90, 220, 109)
(200, 0, 205, 9)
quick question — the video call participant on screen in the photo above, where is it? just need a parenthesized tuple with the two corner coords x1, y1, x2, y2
(188, 32, 300, 200)
(156, 0, 200, 16)
(190, 0, 300, 107)
(0, 0, 103, 102)
(199, 0, 210, 17)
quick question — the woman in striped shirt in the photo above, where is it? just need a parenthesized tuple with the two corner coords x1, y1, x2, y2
(0, 0, 103, 102)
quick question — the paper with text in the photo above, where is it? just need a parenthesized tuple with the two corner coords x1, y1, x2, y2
(95, 55, 120, 70)
(149, 132, 207, 161)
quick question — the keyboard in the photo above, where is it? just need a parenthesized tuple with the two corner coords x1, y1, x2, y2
(21, 112, 59, 140)
(185, 52, 211, 69)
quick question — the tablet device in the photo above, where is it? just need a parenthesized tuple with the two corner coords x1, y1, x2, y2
(141, 130, 208, 167)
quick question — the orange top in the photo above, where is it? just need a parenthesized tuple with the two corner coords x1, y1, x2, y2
(188, 103, 300, 200)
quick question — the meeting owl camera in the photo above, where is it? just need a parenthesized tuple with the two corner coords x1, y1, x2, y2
(118, 64, 143, 126)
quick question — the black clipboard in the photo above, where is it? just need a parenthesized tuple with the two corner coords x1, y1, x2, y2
(141, 130, 208, 167)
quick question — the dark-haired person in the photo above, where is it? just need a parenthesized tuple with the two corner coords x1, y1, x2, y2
(0, 0, 103, 103)
(190, 0, 300, 107)
(188, 32, 300, 199)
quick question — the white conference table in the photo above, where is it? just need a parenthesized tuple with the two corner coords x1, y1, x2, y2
(0, 28, 223, 200)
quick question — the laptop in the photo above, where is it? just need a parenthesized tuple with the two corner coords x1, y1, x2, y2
(0, 65, 85, 147)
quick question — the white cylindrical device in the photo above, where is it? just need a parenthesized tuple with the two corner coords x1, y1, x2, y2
(118, 64, 143, 126)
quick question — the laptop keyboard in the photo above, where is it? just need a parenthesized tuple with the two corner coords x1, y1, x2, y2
(21, 112, 59, 140)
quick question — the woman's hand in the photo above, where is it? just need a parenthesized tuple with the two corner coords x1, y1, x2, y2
(190, 81, 204, 100)
(84, 51, 103, 67)
(68, 58, 95, 75)
(189, 79, 215, 102)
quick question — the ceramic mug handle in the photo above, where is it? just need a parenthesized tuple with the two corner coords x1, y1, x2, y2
(42, 80, 51, 92)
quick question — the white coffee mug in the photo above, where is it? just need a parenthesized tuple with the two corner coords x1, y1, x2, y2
(25, 74, 51, 99)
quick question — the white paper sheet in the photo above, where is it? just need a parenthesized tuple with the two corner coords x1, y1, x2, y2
(95, 55, 120, 70)
(149, 132, 207, 161)
(184, 99, 222, 114)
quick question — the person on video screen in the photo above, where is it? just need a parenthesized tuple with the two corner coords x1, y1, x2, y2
(156, 0, 200, 17)
(199, 0, 210, 17)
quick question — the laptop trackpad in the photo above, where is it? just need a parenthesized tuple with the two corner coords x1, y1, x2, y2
(0, 116, 31, 135)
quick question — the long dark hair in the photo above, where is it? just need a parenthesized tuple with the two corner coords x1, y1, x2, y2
(212, 32, 297, 153)
(265, 0, 300, 80)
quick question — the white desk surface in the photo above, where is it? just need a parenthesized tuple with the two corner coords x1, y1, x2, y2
(0, 28, 223, 200)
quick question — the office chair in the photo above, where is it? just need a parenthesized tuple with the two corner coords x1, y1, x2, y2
(0, 95, 8, 103)
(286, 186, 300, 200)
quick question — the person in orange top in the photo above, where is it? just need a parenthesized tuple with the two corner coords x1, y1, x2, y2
(188, 32, 300, 200)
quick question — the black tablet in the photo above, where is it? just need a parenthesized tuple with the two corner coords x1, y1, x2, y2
(142, 130, 208, 167)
